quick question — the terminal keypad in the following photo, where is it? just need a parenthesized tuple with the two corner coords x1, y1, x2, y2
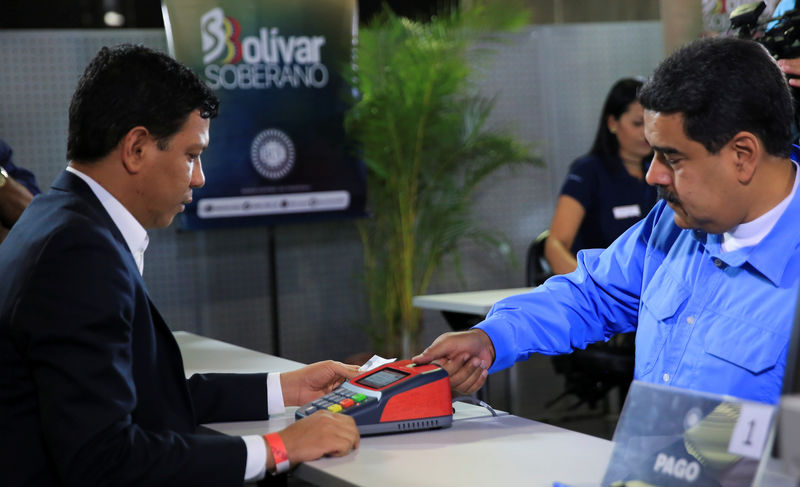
(296, 387, 374, 416)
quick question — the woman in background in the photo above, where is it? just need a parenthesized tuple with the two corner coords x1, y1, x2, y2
(544, 78, 656, 275)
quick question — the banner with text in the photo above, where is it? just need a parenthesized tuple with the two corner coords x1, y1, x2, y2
(162, 0, 364, 229)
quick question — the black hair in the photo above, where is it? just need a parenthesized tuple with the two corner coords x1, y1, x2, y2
(589, 77, 644, 165)
(67, 44, 219, 162)
(638, 37, 794, 157)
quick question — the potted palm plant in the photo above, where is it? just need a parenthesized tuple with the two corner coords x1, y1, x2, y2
(347, 2, 539, 358)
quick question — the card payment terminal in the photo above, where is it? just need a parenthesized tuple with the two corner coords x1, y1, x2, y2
(295, 359, 452, 435)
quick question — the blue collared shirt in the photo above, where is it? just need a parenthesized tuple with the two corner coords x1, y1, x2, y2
(478, 162, 800, 405)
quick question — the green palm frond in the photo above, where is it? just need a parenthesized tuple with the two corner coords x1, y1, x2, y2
(348, 2, 540, 356)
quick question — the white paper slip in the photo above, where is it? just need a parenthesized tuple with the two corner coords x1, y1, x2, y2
(359, 355, 396, 372)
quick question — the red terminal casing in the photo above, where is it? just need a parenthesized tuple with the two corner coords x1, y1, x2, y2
(350, 360, 452, 422)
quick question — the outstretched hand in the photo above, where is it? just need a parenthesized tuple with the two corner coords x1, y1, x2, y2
(412, 330, 495, 394)
(281, 360, 361, 407)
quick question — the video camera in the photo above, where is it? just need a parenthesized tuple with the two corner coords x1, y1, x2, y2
(731, 2, 800, 139)
(730, 1, 800, 59)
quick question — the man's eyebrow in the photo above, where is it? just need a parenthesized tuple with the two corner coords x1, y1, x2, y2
(647, 143, 683, 155)
(188, 142, 208, 152)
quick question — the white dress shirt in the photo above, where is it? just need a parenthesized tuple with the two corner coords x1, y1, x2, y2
(723, 162, 798, 252)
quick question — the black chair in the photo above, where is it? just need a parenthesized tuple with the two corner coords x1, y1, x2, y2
(526, 230, 552, 286)
(525, 230, 635, 412)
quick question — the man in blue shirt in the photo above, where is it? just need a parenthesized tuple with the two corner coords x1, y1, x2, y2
(413, 37, 800, 405)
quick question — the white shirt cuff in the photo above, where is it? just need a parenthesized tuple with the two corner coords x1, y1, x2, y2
(267, 372, 285, 415)
(242, 435, 267, 482)
(242, 373, 286, 482)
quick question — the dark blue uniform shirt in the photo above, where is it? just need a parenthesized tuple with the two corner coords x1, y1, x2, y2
(559, 154, 656, 253)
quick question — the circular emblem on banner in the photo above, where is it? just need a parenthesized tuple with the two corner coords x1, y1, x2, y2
(250, 128, 296, 180)
(683, 407, 703, 430)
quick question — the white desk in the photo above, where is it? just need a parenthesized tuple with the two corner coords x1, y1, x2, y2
(174, 331, 613, 487)
(412, 287, 531, 316)
(175, 330, 304, 374)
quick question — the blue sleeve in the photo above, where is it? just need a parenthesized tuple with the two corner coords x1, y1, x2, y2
(476, 202, 665, 373)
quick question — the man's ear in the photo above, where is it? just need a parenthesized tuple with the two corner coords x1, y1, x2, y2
(120, 126, 151, 174)
(728, 131, 759, 184)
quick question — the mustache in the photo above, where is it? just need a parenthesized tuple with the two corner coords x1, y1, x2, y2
(656, 185, 681, 205)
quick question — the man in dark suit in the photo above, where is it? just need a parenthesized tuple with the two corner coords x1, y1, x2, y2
(0, 44, 359, 486)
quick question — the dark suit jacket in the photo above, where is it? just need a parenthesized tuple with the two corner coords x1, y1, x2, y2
(0, 171, 269, 486)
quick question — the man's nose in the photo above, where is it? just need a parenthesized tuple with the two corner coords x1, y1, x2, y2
(191, 159, 205, 188)
(645, 156, 670, 187)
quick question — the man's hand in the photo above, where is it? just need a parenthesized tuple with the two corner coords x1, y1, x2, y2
(267, 411, 359, 470)
(412, 330, 495, 394)
(778, 58, 800, 87)
(281, 361, 361, 407)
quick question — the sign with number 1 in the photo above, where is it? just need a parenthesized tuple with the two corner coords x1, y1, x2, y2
(602, 381, 776, 486)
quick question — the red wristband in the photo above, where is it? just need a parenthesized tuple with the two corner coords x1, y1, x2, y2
(263, 433, 290, 474)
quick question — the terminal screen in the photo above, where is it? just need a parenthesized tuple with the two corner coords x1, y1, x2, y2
(356, 369, 409, 389)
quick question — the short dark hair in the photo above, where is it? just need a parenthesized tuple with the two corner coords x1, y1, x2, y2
(67, 44, 219, 162)
(589, 77, 644, 164)
(638, 37, 794, 157)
